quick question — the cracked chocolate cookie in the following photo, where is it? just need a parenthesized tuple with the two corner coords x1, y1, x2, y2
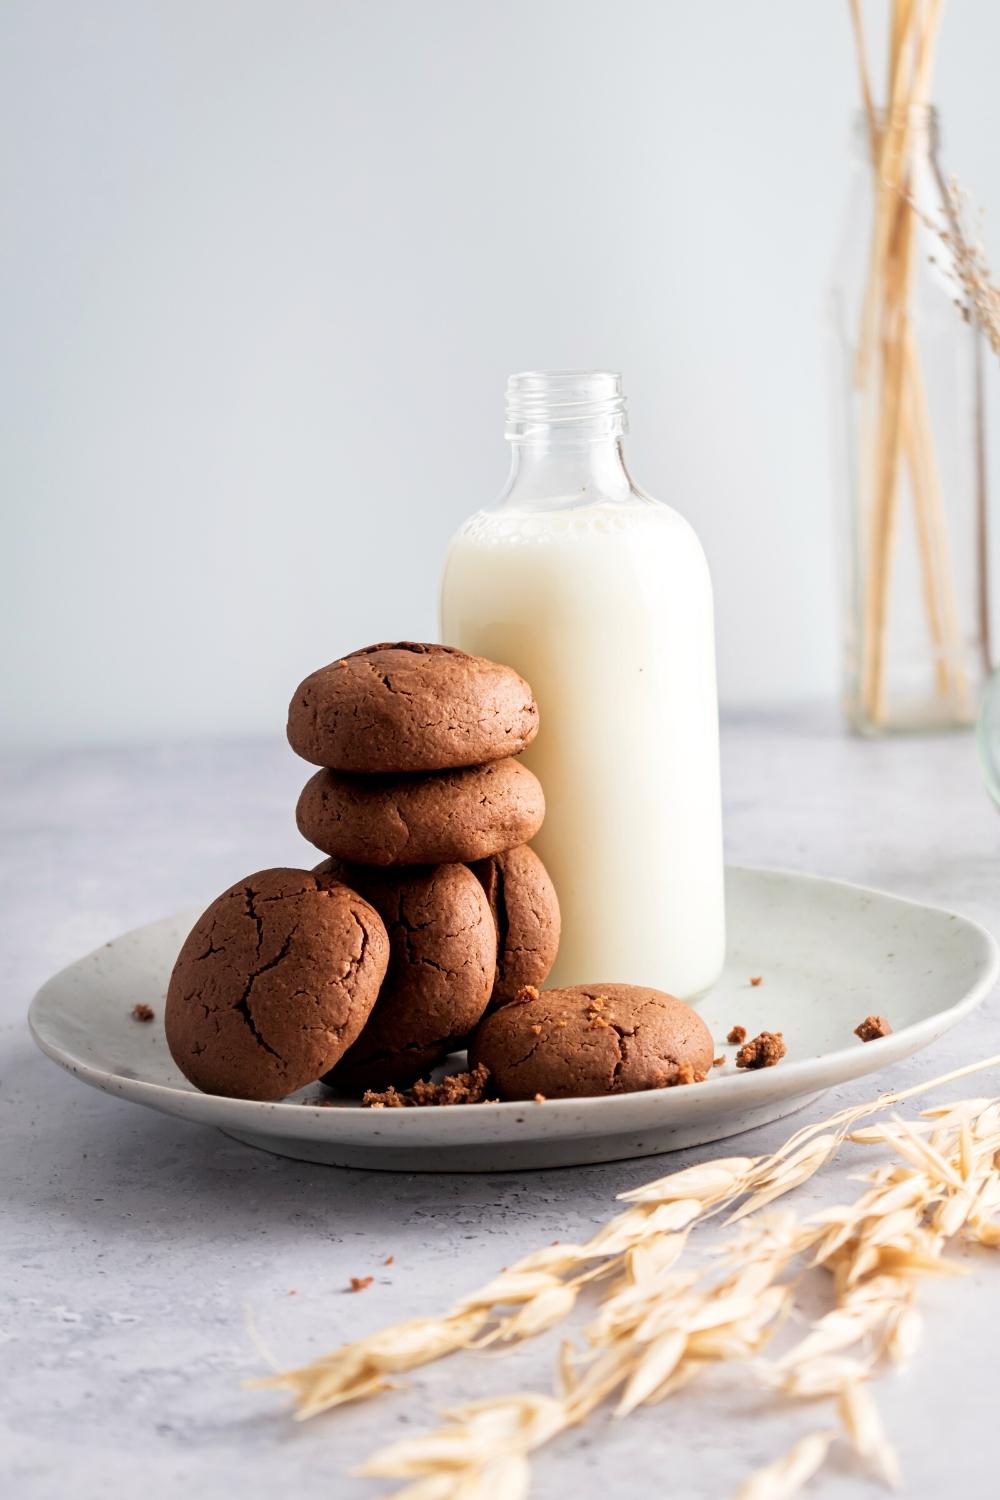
(469, 983, 714, 1101)
(165, 867, 389, 1101)
(287, 642, 539, 772)
(296, 758, 545, 866)
(315, 860, 497, 1092)
(469, 845, 560, 1011)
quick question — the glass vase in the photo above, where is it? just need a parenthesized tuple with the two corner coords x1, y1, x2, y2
(829, 106, 992, 733)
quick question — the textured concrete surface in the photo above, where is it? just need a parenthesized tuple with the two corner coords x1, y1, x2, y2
(3, 712, 999, 1498)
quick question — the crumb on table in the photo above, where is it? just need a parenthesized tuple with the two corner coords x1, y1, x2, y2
(726, 1025, 747, 1046)
(347, 1276, 373, 1293)
(735, 1030, 787, 1070)
(713, 1055, 725, 1068)
(131, 1003, 154, 1022)
(855, 1014, 892, 1042)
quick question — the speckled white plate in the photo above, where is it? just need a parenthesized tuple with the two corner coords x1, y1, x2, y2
(28, 866, 998, 1171)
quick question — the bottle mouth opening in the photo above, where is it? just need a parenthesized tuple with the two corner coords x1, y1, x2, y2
(505, 370, 628, 441)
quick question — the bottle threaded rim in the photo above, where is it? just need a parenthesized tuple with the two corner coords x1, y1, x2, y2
(505, 370, 628, 441)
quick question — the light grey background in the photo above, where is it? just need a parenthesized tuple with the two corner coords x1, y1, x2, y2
(4, 0, 999, 746)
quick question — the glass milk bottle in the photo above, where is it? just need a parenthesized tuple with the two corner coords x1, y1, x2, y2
(440, 370, 725, 998)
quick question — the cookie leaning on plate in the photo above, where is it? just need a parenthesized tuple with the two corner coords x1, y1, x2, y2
(470, 983, 714, 1101)
(165, 867, 389, 1101)
(287, 642, 539, 773)
(296, 759, 545, 867)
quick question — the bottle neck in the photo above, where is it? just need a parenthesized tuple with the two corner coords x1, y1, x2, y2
(499, 369, 633, 510)
(501, 436, 633, 509)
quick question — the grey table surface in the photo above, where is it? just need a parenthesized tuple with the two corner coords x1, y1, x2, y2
(3, 710, 999, 1500)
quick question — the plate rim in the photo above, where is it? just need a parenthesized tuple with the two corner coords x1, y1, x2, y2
(28, 863, 1000, 1133)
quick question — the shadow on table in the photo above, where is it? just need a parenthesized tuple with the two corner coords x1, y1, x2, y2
(12, 1036, 739, 1250)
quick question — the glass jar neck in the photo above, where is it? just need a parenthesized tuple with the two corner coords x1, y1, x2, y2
(852, 104, 939, 163)
(500, 370, 633, 509)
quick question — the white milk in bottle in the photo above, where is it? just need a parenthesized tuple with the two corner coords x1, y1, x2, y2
(440, 371, 724, 998)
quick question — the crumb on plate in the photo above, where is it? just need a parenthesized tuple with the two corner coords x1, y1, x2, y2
(667, 1060, 707, 1087)
(363, 1064, 493, 1109)
(855, 1014, 893, 1042)
(735, 1030, 787, 1070)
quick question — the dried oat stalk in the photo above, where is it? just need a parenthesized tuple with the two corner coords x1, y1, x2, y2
(255, 1054, 1000, 1497)
(917, 175, 1000, 358)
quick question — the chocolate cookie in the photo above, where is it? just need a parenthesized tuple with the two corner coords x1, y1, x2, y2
(165, 867, 389, 1101)
(470, 983, 714, 1101)
(469, 845, 560, 1011)
(287, 642, 539, 772)
(315, 860, 497, 1092)
(296, 759, 545, 867)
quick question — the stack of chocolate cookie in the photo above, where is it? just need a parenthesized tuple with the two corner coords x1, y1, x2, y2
(287, 642, 561, 1092)
(164, 641, 722, 1107)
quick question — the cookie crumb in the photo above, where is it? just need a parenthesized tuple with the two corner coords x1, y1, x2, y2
(727, 1025, 747, 1045)
(348, 1276, 373, 1293)
(516, 985, 540, 1004)
(855, 1014, 892, 1042)
(131, 1003, 155, 1022)
(361, 1085, 409, 1109)
(713, 1055, 725, 1067)
(533, 1093, 546, 1103)
(384, 1255, 394, 1265)
(410, 1064, 493, 1107)
(364, 1064, 493, 1109)
(666, 1060, 708, 1087)
(735, 1031, 786, 1070)
(288, 1289, 297, 1296)
(749, 975, 763, 987)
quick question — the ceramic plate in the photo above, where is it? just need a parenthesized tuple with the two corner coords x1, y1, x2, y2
(29, 867, 999, 1171)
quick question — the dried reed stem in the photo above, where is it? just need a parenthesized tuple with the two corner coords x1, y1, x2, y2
(850, 0, 966, 728)
(904, 322, 972, 713)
